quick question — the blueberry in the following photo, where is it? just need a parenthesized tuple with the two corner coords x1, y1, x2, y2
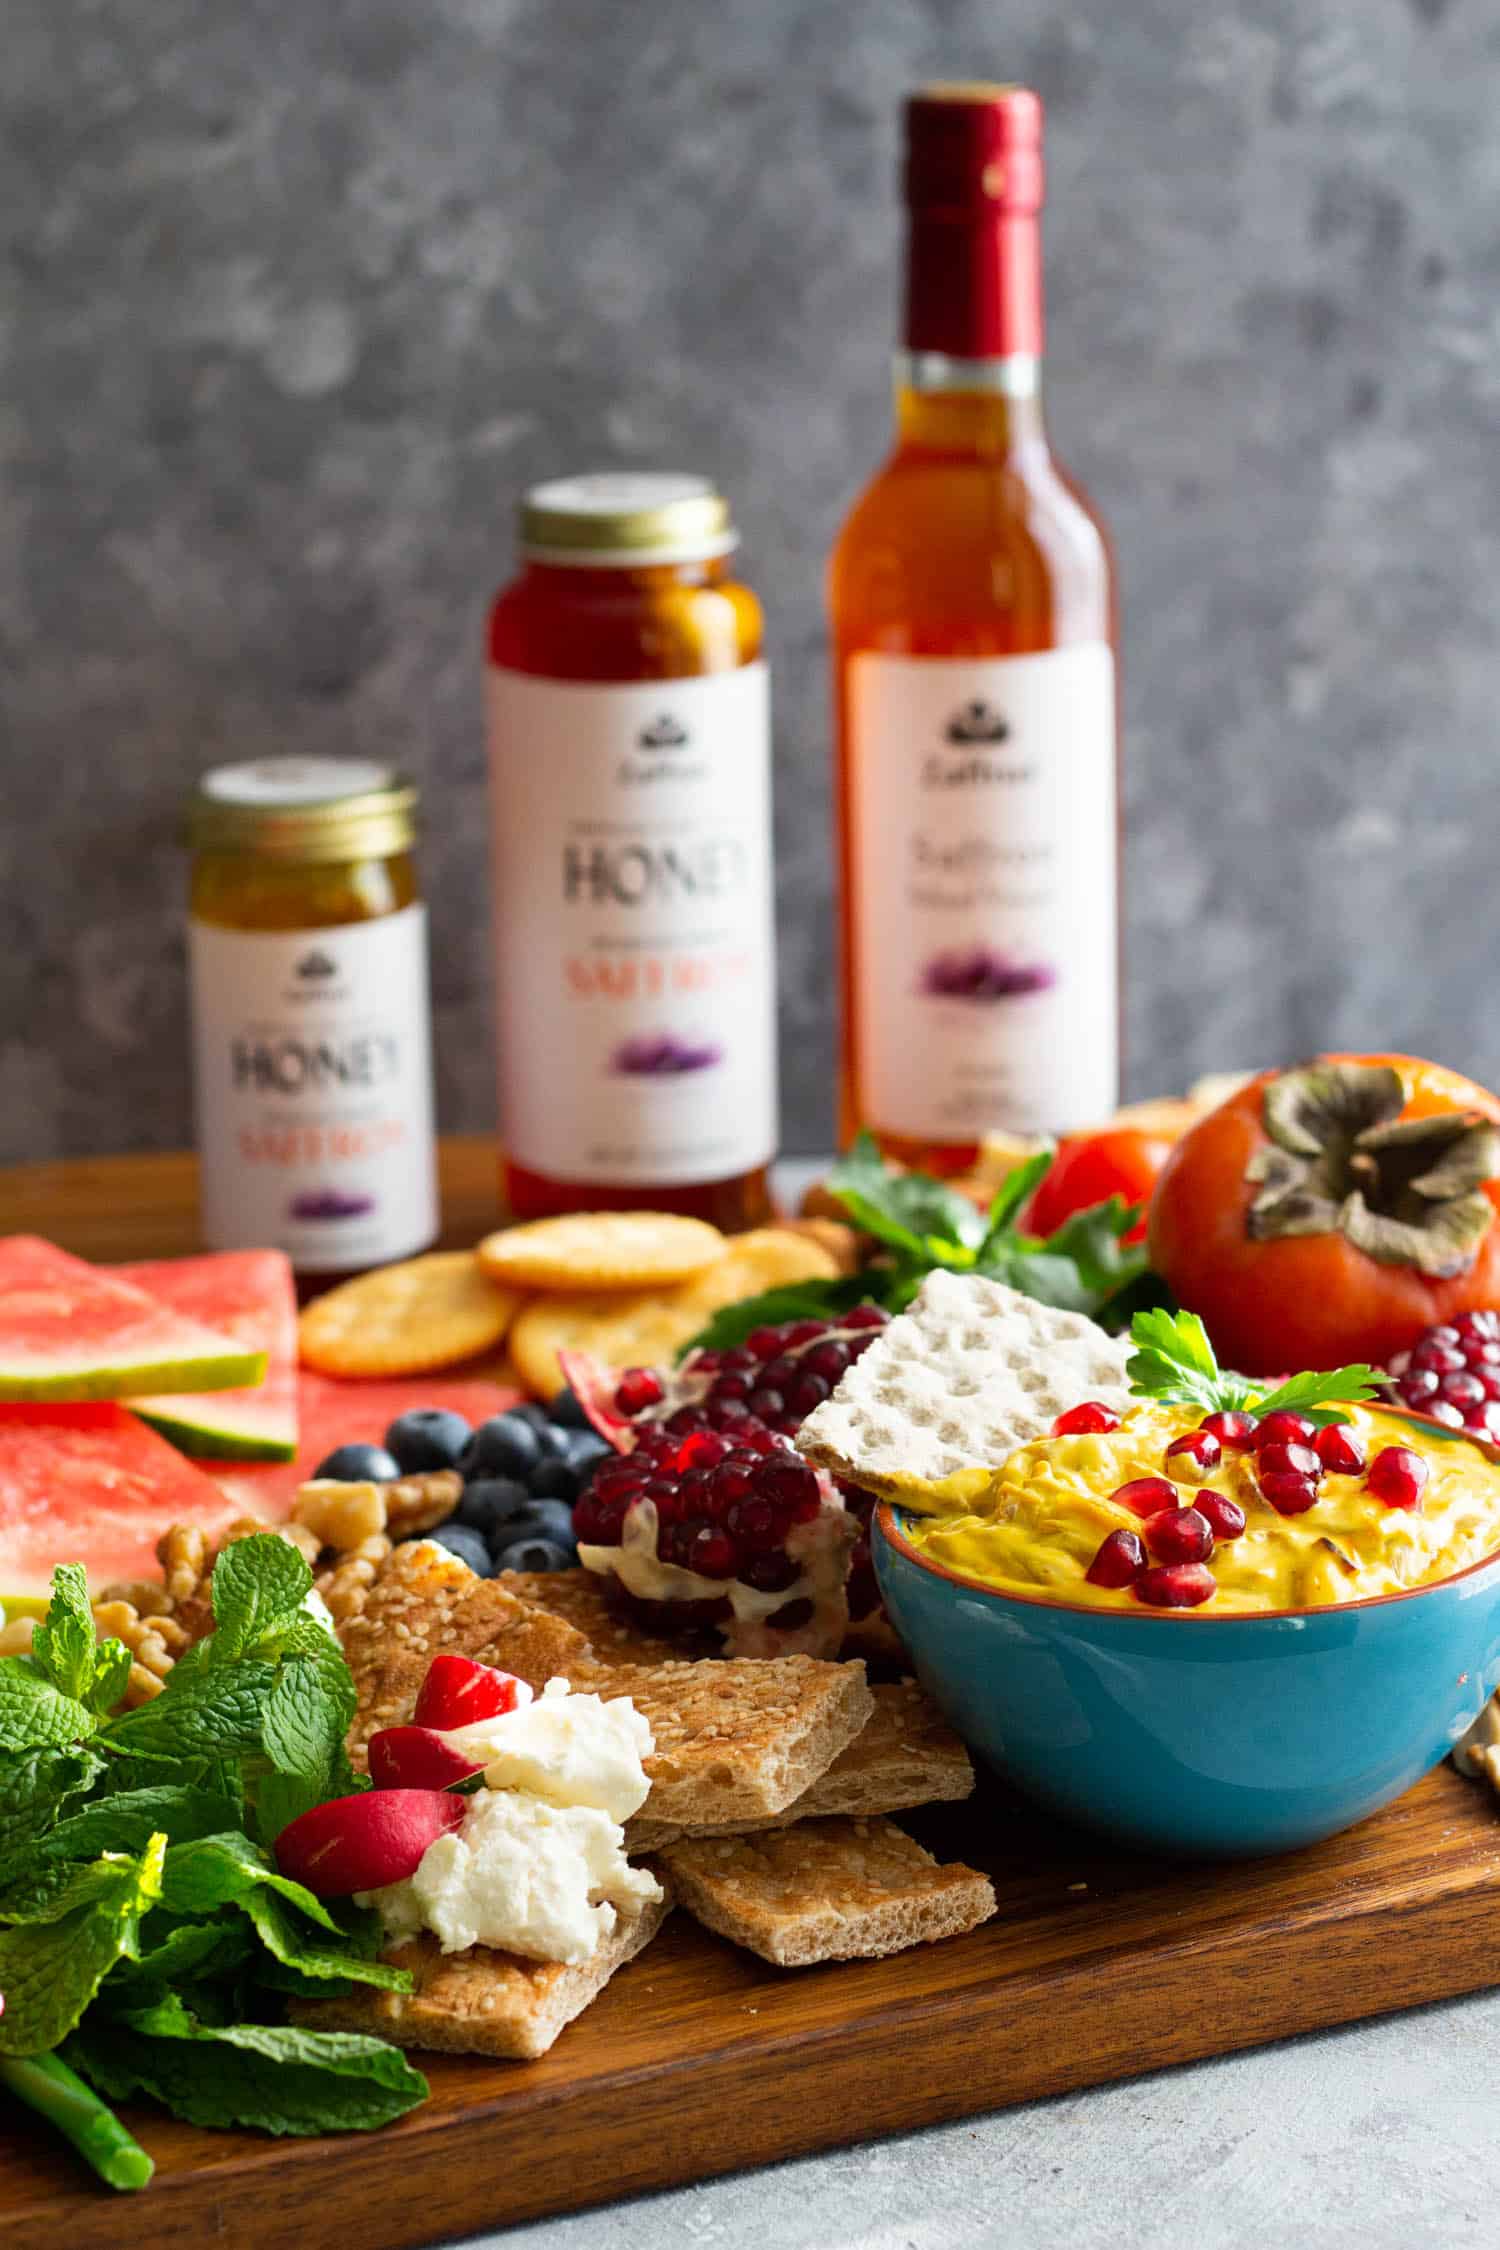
(456, 1477, 534, 1535)
(531, 1421, 573, 1461)
(527, 1455, 584, 1504)
(563, 1428, 610, 1474)
(383, 1407, 472, 1475)
(460, 1412, 542, 1483)
(510, 1402, 554, 1435)
(512, 1498, 578, 1544)
(548, 1388, 593, 1431)
(502, 1536, 575, 1573)
(313, 1442, 401, 1483)
(429, 1524, 494, 1576)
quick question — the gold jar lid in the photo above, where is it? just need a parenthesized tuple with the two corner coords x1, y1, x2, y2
(519, 472, 737, 566)
(186, 757, 418, 862)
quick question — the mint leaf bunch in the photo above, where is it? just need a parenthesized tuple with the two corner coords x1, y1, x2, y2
(1125, 1307, 1382, 1429)
(689, 1135, 1159, 1354)
(0, 1543, 426, 2190)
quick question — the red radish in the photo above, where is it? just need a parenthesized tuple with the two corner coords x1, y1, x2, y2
(275, 1789, 464, 1897)
(412, 1654, 531, 1733)
(367, 1725, 485, 1791)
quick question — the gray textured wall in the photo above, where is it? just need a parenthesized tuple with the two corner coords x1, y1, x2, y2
(3, 0, 1498, 1165)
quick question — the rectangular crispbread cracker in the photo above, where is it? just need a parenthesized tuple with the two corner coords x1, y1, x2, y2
(292, 1891, 673, 2059)
(662, 1817, 995, 1966)
(495, 1567, 688, 1667)
(575, 1654, 873, 1832)
(626, 1677, 973, 1850)
(796, 1270, 1133, 1501)
(341, 1540, 592, 1765)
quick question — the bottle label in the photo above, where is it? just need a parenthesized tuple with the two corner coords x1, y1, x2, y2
(848, 645, 1118, 1139)
(487, 663, 777, 1186)
(188, 906, 439, 1270)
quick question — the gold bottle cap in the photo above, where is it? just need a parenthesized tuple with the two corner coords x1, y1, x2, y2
(186, 757, 419, 863)
(519, 472, 737, 566)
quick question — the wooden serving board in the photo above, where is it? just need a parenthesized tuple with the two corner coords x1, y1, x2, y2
(4, 1150, 1500, 2248)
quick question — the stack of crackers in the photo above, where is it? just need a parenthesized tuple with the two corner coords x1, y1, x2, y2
(297, 1212, 854, 1397)
(296, 1541, 995, 2061)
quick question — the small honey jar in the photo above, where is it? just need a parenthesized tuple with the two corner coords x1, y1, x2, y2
(186, 756, 439, 1275)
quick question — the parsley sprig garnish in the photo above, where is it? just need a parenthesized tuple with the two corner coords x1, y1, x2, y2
(1125, 1308, 1382, 1429)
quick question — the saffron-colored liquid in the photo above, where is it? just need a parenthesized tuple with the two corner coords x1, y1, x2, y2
(487, 556, 773, 1230)
(828, 378, 1118, 1176)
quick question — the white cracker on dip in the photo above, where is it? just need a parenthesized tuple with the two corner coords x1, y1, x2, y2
(796, 1270, 1132, 1509)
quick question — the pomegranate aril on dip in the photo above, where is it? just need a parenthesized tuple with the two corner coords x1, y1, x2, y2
(807, 1279, 1500, 1616)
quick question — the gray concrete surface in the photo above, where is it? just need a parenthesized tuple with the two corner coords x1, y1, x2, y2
(482, 1985, 1500, 2248)
(5, 0, 1500, 1163)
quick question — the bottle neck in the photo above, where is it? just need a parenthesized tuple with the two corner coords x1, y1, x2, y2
(893, 351, 1046, 456)
(897, 175, 1046, 458)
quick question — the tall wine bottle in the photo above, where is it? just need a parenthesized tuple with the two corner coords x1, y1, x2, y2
(829, 84, 1120, 1174)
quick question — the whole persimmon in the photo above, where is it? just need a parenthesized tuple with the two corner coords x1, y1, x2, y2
(1147, 1054, 1500, 1374)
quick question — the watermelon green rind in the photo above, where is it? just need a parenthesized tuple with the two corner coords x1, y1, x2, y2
(0, 1238, 266, 1402)
(113, 1251, 298, 1463)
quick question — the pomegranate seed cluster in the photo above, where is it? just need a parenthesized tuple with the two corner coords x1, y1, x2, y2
(1387, 1310, 1500, 1441)
(1061, 1390, 1432, 1610)
(575, 1306, 892, 1631)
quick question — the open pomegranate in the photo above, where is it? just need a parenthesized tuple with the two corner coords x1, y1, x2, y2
(562, 1308, 891, 1658)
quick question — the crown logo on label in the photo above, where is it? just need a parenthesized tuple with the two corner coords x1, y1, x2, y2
(295, 949, 339, 981)
(945, 700, 1010, 745)
(638, 713, 689, 750)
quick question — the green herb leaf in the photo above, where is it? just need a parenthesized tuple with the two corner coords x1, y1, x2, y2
(0, 1657, 96, 1751)
(101, 1661, 276, 1766)
(827, 1133, 989, 1263)
(238, 1886, 413, 1991)
(208, 1535, 315, 1664)
(0, 1743, 105, 1859)
(1251, 1364, 1383, 1427)
(977, 1148, 1056, 1247)
(159, 1832, 340, 1928)
(31, 1564, 99, 1704)
(67, 1996, 428, 2136)
(88, 1638, 134, 1716)
(0, 1834, 166, 2054)
(1126, 1308, 1383, 1425)
(112, 1913, 255, 1998)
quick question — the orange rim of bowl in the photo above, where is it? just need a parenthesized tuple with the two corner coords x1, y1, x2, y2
(873, 1405, 1500, 1624)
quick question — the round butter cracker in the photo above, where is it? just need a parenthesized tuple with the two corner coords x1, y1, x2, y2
(477, 1211, 726, 1293)
(508, 1227, 841, 1396)
(299, 1251, 523, 1378)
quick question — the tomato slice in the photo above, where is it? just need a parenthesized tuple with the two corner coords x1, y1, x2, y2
(1025, 1128, 1174, 1245)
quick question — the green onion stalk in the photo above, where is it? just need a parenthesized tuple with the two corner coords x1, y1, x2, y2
(0, 2051, 154, 2191)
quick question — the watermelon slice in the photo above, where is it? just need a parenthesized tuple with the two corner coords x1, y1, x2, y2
(0, 1236, 266, 1402)
(213, 1369, 523, 1517)
(0, 1405, 263, 1597)
(112, 1250, 298, 1462)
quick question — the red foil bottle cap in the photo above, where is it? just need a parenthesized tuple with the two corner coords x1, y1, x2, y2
(902, 83, 1044, 360)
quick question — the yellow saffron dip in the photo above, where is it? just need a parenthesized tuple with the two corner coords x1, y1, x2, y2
(899, 1403, 1500, 1613)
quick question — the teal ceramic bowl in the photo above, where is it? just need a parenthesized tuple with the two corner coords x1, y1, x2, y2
(873, 1483, 1500, 1858)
